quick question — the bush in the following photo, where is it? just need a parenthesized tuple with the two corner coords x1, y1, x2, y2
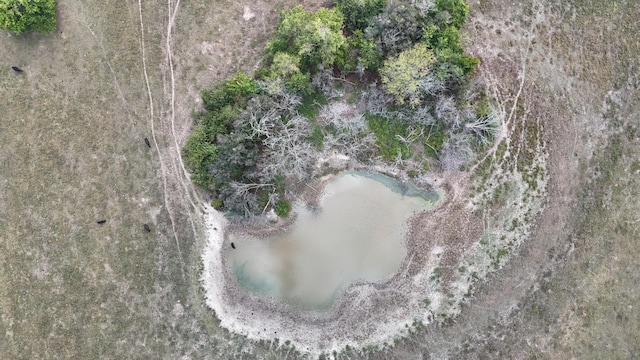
(274, 199, 292, 217)
(266, 52, 312, 95)
(424, 126, 447, 158)
(202, 72, 257, 111)
(366, 113, 412, 161)
(424, 26, 479, 80)
(298, 90, 328, 120)
(181, 125, 217, 188)
(0, 0, 56, 34)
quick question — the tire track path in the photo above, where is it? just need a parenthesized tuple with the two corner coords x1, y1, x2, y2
(137, 0, 186, 279)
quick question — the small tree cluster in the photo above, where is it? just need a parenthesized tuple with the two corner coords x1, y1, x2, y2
(183, 0, 488, 218)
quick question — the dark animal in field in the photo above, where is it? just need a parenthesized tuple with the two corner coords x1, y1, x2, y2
(143, 224, 151, 232)
(97, 220, 107, 224)
(144, 137, 151, 148)
(231, 242, 236, 249)
(11, 66, 23, 73)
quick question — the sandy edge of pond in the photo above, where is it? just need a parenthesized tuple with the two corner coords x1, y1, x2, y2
(201, 171, 485, 356)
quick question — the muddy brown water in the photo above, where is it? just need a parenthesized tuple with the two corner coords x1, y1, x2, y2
(226, 172, 441, 308)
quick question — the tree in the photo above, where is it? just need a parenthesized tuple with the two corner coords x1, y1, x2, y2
(266, 5, 347, 71)
(365, 1, 435, 55)
(347, 30, 383, 72)
(266, 52, 312, 95)
(423, 25, 479, 80)
(335, 0, 386, 31)
(0, 0, 56, 34)
(435, 0, 468, 29)
(380, 43, 441, 106)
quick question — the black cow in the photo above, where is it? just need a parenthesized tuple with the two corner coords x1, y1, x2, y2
(144, 137, 151, 148)
(97, 220, 107, 224)
(143, 224, 151, 232)
(11, 66, 23, 73)
(231, 242, 236, 249)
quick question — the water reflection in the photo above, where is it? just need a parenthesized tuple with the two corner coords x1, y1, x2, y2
(227, 172, 440, 309)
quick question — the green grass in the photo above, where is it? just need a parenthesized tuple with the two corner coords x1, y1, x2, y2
(365, 113, 413, 161)
(0, 0, 269, 358)
(298, 90, 328, 120)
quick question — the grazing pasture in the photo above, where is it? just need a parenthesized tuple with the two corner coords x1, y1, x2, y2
(0, 0, 638, 358)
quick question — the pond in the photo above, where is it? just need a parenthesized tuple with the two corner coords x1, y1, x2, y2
(226, 171, 441, 309)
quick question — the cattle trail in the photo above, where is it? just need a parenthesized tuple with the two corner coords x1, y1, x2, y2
(137, 0, 185, 280)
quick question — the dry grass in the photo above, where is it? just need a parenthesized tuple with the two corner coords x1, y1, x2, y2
(0, 0, 319, 358)
(1, 0, 638, 358)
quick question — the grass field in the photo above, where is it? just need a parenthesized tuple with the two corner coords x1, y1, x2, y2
(1, 0, 639, 358)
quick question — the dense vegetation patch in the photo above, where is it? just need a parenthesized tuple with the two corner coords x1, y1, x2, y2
(183, 0, 495, 218)
(0, 0, 56, 34)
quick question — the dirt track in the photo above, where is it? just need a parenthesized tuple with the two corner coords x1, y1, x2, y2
(1, 0, 638, 358)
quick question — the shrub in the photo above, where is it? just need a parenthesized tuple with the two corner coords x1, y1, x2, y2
(347, 30, 383, 71)
(0, 0, 56, 34)
(202, 72, 257, 111)
(181, 125, 217, 188)
(423, 14, 479, 81)
(274, 199, 292, 217)
(366, 113, 412, 161)
(424, 126, 447, 158)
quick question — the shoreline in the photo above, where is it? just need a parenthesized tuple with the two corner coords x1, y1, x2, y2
(200, 173, 464, 356)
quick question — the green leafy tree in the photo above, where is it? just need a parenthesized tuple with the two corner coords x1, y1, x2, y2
(335, 0, 386, 31)
(380, 43, 440, 106)
(0, 0, 56, 34)
(181, 125, 217, 188)
(435, 0, 469, 29)
(348, 30, 383, 71)
(423, 25, 479, 80)
(267, 52, 312, 94)
(365, 2, 434, 55)
(266, 5, 347, 71)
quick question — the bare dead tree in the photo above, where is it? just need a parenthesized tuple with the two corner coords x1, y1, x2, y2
(411, 104, 436, 126)
(312, 68, 344, 99)
(440, 132, 474, 171)
(464, 108, 500, 146)
(435, 95, 460, 128)
(229, 181, 275, 197)
(251, 113, 317, 181)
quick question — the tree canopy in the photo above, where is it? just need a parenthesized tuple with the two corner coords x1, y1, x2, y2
(335, 0, 386, 31)
(0, 0, 56, 34)
(380, 43, 439, 106)
(183, 1, 485, 218)
(266, 5, 347, 71)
